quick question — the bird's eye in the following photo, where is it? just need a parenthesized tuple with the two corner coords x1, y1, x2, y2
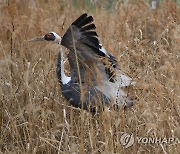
(44, 33, 55, 41)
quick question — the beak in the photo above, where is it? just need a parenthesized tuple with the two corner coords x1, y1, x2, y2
(28, 36, 45, 42)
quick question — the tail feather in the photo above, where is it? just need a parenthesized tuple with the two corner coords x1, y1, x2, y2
(116, 74, 136, 87)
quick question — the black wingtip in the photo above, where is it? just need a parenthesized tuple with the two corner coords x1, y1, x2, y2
(72, 13, 94, 28)
(72, 13, 88, 26)
(80, 16, 93, 26)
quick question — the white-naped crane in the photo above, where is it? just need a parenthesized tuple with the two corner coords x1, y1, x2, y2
(29, 13, 135, 110)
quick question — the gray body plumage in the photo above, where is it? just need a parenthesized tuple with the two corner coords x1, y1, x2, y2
(56, 51, 110, 112)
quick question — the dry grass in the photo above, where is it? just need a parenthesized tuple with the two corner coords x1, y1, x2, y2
(0, 0, 180, 153)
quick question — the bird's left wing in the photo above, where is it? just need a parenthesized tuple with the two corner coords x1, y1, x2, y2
(61, 13, 108, 60)
(61, 13, 135, 86)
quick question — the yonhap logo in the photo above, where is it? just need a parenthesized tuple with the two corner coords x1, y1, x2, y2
(120, 133, 135, 148)
(136, 136, 180, 144)
(120, 132, 180, 148)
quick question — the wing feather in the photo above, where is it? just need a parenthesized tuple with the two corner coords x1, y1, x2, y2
(74, 16, 93, 28)
(80, 24, 96, 32)
(72, 13, 87, 26)
(61, 13, 101, 56)
(82, 31, 98, 37)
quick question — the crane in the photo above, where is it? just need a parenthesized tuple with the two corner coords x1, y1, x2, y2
(29, 13, 135, 110)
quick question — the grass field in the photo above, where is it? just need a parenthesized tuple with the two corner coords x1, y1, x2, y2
(0, 0, 180, 153)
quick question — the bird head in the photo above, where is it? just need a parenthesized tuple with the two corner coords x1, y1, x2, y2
(28, 32, 61, 44)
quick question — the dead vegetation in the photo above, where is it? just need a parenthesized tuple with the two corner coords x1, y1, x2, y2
(0, 0, 179, 153)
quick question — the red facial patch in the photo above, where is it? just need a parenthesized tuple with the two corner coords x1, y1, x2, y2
(47, 34, 51, 37)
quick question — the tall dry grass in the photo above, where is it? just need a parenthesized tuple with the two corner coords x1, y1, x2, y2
(0, 0, 179, 153)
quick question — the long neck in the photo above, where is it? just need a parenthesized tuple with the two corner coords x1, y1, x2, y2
(56, 51, 71, 85)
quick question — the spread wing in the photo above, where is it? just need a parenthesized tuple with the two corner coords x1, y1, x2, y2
(61, 13, 135, 86)
(61, 13, 108, 61)
(61, 14, 116, 75)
